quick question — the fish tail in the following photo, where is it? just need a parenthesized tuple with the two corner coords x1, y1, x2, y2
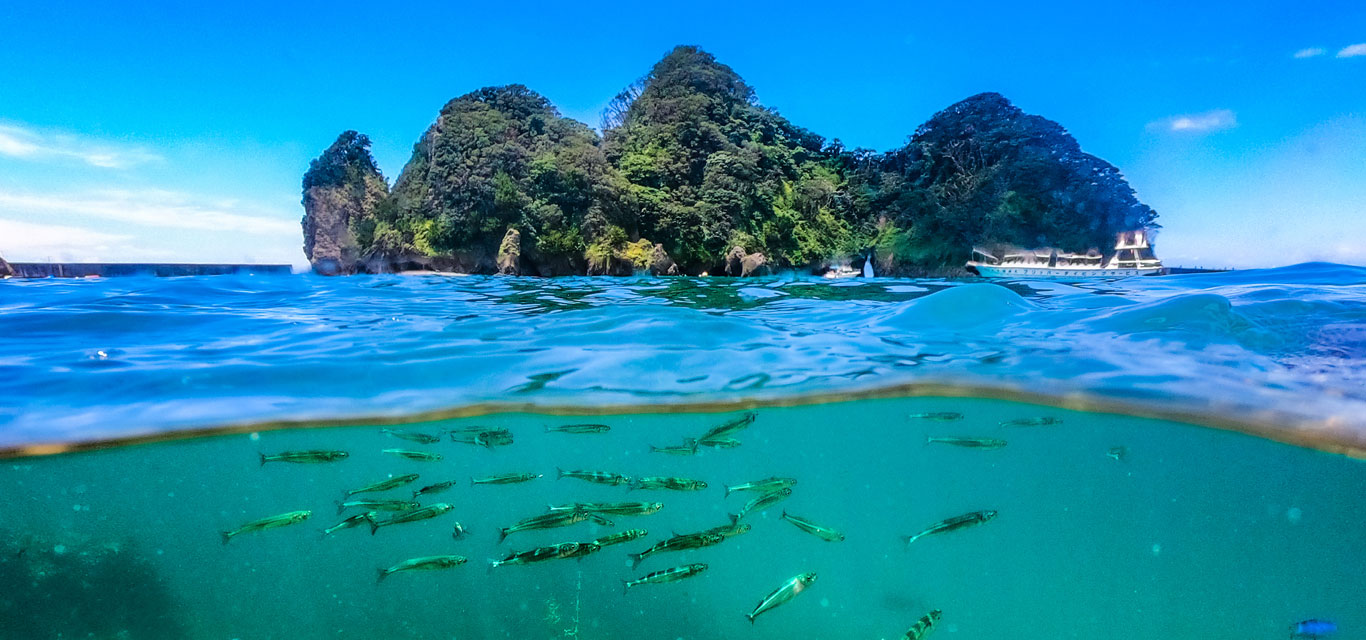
(724, 485, 733, 498)
(486, 560, 497, 575)
(498, 528, 509, 544)
(628, 552, 644, 569)
(901, 533, 920, 548)
(555, 467, 564, 480)
(369, 520, 380, 535)
(258, 453, 266, 467)
(924, 435, 932, 446)
(335, 501, 344, 515)
(621, 580, 629, 595)
(376, 568, 387, 585)
(220, 531, 231, 545)
(649, 446, 659, 453)
(728, 513, 739, 525)
(469, 477, 475, 487)
(746, 613, 755, 625)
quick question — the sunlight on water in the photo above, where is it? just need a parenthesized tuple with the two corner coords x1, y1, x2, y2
(2, 397, 1362, 639)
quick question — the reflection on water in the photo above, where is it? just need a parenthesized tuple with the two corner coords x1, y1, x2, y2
(1, 397, 1361, 639)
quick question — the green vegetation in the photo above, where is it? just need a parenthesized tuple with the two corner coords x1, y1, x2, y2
(302, 47, 1158, 276)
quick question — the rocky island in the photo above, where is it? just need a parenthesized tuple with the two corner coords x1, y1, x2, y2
(301, 45, 1158, 276)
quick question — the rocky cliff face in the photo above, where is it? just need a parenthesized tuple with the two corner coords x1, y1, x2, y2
(301, 131, 389, 275)
(0, 254, 13, 277)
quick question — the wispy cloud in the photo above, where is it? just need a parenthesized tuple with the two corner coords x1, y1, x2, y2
(1293, 47, 1325, 59)
(1148, 109, 1238, 134)
(1338, 43, 1366, 58)
(0, 188, 297, 236)
(0, 123, 162, 169)
(0, 218, 136, 263)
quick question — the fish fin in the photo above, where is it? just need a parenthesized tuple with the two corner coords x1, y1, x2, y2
(556, 467, 564, 480)
(683, 438, 697, 447)
(369, 520, 379, 535)
(469, 477, 475, 487)
(723, 486, 732, 498)
(621, 580, 629, 595)
(747, 614, 755, 625)
(497, 528, 509, 544)
(924, 435, 932, 446)
(335, 501, 344, 515)
(649, 446, 659, 453)
(728, 513, 739, 525)
(376, 568, 387, 585)
(220, 531, 231, 545)
(901, 534, 919, 548)
(629, 553, 644, 569)
(258, 453, 266, 467)
(486, 560, 497, 575)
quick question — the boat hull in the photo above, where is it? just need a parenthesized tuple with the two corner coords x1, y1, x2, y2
(967, 263, 1161, 279)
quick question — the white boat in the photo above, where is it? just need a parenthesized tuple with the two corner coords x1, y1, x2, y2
(966, 231, 1162, 279)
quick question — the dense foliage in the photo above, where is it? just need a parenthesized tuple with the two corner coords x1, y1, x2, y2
(383, 86, 622, 273)
(302, 46, 1158, 275)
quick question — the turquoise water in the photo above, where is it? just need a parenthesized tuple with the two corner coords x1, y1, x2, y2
(2, 266, 1365, 638)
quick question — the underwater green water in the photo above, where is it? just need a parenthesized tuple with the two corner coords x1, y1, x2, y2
(2, 396, 1362, 639)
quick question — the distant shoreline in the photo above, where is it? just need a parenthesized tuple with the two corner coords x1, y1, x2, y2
(2, 263, 292, 278)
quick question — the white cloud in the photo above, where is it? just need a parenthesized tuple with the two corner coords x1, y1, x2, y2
(1337, 43, 1366, 58)
(0, 218, 136, 263)
(0, 123, 162, 169)
(0, 188, 297, 236)
(1293, 47, 1325, 59)
(1148, 109, 1238, 134)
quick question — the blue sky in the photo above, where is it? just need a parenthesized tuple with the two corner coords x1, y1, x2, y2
(0, 0, 1362, 269)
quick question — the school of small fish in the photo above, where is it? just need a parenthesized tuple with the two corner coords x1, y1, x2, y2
(222, 410, 1142, 635)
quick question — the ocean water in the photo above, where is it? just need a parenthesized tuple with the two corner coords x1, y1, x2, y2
(2, 265, 1365, 639)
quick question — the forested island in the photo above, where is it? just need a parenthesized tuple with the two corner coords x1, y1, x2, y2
(301, 46, 1158, 276)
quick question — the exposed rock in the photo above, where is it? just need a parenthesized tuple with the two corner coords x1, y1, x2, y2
(648, 243, 676, 276)
(496, 228, 521, 275)
(301, 131, 389, 275)
(724, 246, 746, 277)
(585, 253, 635, 277)
(0, 254, 13, 277)
(740, 251, 770, 277)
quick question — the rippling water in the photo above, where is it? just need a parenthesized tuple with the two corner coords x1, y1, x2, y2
(3, 266, 1365, 639)
(3, 263, 1366, 452)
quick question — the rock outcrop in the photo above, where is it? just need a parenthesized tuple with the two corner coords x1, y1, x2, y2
(301, 131, 389, 275)
(0, 254, 13, 277)
(740, 252, 770, 277)
(496, 228, 521, 275)
(649, 243, 678, 276)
